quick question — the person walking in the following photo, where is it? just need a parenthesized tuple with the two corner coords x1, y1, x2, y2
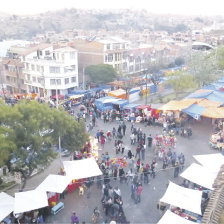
(141, 144, 146, 160)
(178, 152, 185, 171)
(71, 212, 79, 224)
(131, 183, 136, 201)
(112, 127, 116, 139)
(101, 135, 106, 148)
(135, 184, 143, 204)
(174, 162, 180, 178)
(147, 135, 152, 148)
(122, 123, 126, 136)
(135, 145, 141, 159)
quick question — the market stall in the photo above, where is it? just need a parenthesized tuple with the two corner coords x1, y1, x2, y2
(193, 153, 224, 172)
(180, 163, 218, 190)
(160, 181, 202, 215)
(95, 96, 118, 111)
(112, 99, 129, 111)
(108, 89, 128, 100)
(157, 210, 196, 224)
(0, 192, 14, 222)
(182, 104, 206, 120)
(63, 157, 102, 181)
(209, 131, 224, 151)
(14, 190, 48, 214)
(36, 174, 71, 194)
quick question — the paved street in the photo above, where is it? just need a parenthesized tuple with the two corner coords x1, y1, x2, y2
(6, 93, 215, 223)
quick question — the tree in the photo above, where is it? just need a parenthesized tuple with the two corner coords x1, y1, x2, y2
(216, 45, 224, 70)
(0, 101, 89, 189)
(165, 71, 197, 97)
(85, 64, 117, 84)
(187, 50, 221, 87)
(175, 57, 185, 66)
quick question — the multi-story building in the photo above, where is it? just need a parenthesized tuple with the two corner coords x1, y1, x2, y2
(71, 36, 130, 75)
(1, 58, 26, 94)
(71, 36, 154, 80)
(7, 44, 79, 97)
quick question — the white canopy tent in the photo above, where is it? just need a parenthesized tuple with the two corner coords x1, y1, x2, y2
(36, 174, 71, 193)
(193, 153, 224, 172)
(180, 163, 218, 190)
(63, 157, 102, 180)
(160, 182, 202, 215)
(0, 192, 14, 222)
(14, 190, 48, 214)
(157, 210, 196, 224)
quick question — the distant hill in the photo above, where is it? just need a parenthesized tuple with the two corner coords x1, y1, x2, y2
(0, 8, 215, 40)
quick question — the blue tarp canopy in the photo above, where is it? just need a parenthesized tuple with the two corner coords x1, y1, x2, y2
(95, 96, 118, 111)
(186, 90, 213, 99)
(206, 91, 224, 103)
(122, 103, 141, 111)
(129, 88, 140, 94)
(89, 87, 103, 93)
(98, 84, 111, 89)
(69, 89, 90, 95)
(112, 99, 129, 110)
(182, 104, 206, 120)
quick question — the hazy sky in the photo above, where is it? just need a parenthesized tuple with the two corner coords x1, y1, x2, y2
(1, 0, 224, 16)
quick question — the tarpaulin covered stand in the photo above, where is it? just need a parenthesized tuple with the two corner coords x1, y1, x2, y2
(160, 182, 202, 215)
(0, 192, 14, 221)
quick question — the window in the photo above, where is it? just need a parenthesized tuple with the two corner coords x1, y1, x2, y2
(70, 52, 76, 60)
(37, 65, 40, 72)
(50, 79, 61, 85)
(32, 76, 36, 82)
(45, 50, 50, 56)
(71, 77, 76, 83)
(64, 78, 69, 85)
(37, 78, 42, 83)
(49, 66, 60, 73)
(108, 54, 113, 62)
(40, 51, 42, 56)
(113, 44, 120, 49)
(27, 74, 31, 81)
(26, 63, 29, 69)
(31, 64, 35, 71)
(61, 54, 64, 61)
(41, 66, 44, 73)
(123, 52, 127, 60)
(107, 44, 110, 50)
(50, 79, 55, 85)
(104, 55, 108, 62)
(4, 64, 8, 70)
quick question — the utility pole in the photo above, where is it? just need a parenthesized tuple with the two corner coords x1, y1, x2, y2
(82, 67, 85, 90)
(55, 79, 62, 166)
(145, 73, 148, 105)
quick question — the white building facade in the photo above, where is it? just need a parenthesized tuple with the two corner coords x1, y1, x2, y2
(23, 46, 79, 97)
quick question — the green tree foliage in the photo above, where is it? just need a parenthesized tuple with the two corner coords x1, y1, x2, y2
(175, 57, 185, 66)
(165, 71, 197, 97)
(187, 51, 221, 87)
(85, 64, 117, 84)
(216, 46, 224, 70)
(0, 100, 89, 189)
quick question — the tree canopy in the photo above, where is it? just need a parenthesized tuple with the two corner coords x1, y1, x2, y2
(85, 64, 118, 84)
(0, 100, 89, 189)
(187, 51, 220, 87)
(165, 71, 197, 97)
